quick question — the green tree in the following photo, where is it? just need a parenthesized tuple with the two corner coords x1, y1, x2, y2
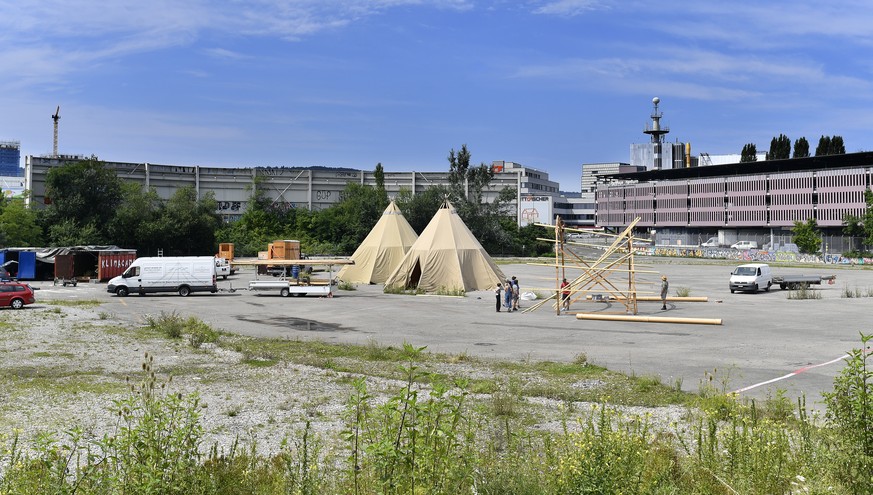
(793, 137, 810, 158)
(792, 217, 821, 254)
(768, 134, 791, 160)
(395, 186, 448, 235)
(443, 144, 514, 253)
(815, 135, 831, 156)
(815, 135, 846, 156)
(159, 187, 221, 255)
(740, 143, 758, 162)
(374, 163, 388, 209)
(308, 183, 385, 254)
(40, 158, 123, 244)
(47, 219, 103, 246)
(108, 182, 164, 250)
(831, 135, 846, 154)
(842, 190, 873, 251)
(0, 198, 43, 247)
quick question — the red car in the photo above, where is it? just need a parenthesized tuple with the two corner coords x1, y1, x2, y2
(0, 282, 36, 309)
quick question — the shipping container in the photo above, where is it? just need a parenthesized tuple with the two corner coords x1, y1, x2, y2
(98, 252, 137, 281)
(55, 254, 75, 280)
(17, 251, 36, 280)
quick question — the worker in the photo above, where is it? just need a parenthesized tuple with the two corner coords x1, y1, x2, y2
(660, 275, 669, 310)
(561, 278, 571, 312)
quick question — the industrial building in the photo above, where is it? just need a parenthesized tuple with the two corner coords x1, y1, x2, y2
(595, 151, 873, 250)
(25, 156, 572, 226)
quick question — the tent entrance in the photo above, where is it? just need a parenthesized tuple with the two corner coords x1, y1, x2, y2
(407, 260, 422, 289)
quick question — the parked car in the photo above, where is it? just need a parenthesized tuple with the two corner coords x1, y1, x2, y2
(730, 240, 759, 250)
(701, 237, 720, 247)
(0, 282, 36, 309)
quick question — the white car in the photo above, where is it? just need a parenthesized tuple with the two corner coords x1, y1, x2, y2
(701, 237, 720, 247)
(730, 240, 758, 250)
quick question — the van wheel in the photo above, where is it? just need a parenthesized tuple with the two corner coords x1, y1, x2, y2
(222, 275, 228, 280)
(11, 298, 24, 309)
(780, 283, 787, 290)
(730, 289, 735, 294)
(116, 287, 129, 297)
(765, 282, 771, 292)
(280, 288, 290, 297)
(179, 286, 191, 297)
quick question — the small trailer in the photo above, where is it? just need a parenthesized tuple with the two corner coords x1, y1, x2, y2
(772, 274, 836, 290)
(248, 279, 333, 297)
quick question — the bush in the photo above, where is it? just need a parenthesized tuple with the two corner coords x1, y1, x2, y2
(822, 333, 873, 492)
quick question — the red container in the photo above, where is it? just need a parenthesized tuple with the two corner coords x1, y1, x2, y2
(98, 252, 137, 281)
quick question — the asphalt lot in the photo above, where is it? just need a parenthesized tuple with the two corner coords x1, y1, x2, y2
(29, 259, 873, 408)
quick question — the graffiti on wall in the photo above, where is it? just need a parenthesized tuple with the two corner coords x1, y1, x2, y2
(637, 246, 872, 265)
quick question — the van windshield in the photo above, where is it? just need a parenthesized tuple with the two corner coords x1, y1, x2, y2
(734, 267, 757, 276)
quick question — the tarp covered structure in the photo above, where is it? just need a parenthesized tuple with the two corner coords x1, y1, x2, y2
(338, 201, 418, 284)
(384, 200, 505, 292)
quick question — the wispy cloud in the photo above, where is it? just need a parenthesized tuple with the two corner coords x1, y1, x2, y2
(0, 0, 475, 87)
(532, 0, 607, 16)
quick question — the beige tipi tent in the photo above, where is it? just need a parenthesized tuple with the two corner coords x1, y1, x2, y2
(337, 201, 419, 284)
(384, 200, 505, 292)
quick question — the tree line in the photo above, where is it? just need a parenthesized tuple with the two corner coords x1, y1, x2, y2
(740, 134, 846, 162)
(0, 147, 552, 258)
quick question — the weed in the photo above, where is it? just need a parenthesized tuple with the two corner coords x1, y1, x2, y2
(337, 280, 356, 291)
(572, 352, 588, 366)
(434, 286, 465, 296)
(144, 310, 185, 338)
(822, 332, 873, 492)
(44, 299, 102, 308)
(187, 319, 219, 349)
(788, 285, 821, 299)
(364, 337, 388, 360)
(675, 286, 691, 297)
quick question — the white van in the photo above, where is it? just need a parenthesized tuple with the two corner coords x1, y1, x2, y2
(107, 256, 218, 297)
(215, 258, 231, 279)
(729, 263, 772, 293)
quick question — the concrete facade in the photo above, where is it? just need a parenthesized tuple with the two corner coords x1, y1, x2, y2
(26, 156, 554, 224)
(595, 152, 873, 234)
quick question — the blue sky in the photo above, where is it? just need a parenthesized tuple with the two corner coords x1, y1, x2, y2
(2, 0, 873, 192)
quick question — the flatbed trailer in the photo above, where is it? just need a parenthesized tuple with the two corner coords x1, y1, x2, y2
(772, 274, 836, 290)
(248, 279, 333, 297)
(234, 258, 353, 298)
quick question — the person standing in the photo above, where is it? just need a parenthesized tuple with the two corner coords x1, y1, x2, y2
(495, 284, 502, 312)
(561, 278, 571, 311)
(660, 275, 669, 310)
(511, 278, 520, 312)
(504, 280, 513, 311)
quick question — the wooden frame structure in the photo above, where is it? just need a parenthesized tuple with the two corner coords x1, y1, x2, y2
(524, 216, 658, 315)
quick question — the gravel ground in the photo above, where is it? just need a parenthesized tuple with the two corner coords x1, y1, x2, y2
(0, 302, 687, 457)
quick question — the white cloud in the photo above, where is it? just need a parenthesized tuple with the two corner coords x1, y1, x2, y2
(533, 0, 607, 16)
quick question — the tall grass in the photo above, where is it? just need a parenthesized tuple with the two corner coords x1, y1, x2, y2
(3, 331, 873, 494)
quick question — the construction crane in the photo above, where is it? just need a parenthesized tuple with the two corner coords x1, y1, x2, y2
(51, 106, 60, 158)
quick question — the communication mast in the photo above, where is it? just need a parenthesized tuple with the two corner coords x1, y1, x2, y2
(643, 97, 670, 169)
